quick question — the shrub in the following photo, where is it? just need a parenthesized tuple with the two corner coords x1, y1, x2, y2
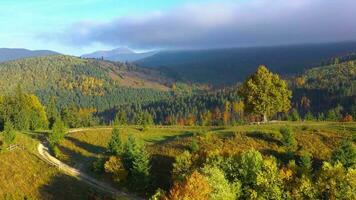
(104, 156, 128, 182)
(331, 140, 356, 169)
(189, 140, 199, 153)
(304, 111, 314, 121)
(316, 162, 355, 199)
(92, 156, 106, 173)
(289, 109, 301, 121)
(340, 114, 353, 122)
(172, 151, 193, 181)
(52, 145, 61, 158)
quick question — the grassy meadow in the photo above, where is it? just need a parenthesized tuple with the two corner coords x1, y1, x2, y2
(0, 132, 111, 200)
(57, 122, 356, 191)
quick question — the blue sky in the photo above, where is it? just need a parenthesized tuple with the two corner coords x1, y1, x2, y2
(0, 0, 202, 54)
(1, 0, 356, 55)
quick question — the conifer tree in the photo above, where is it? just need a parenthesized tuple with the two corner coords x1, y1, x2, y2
(107, 126, 123, 155)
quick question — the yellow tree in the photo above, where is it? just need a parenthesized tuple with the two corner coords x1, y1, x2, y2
(239, 65, 291, 122)
(166, 171, 211, 200)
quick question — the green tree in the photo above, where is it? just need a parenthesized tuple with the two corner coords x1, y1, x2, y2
(331, 140, 356, 169)
(238, 149, 283, 199)
(172, 151, 193, 181)
(298, 151, 313, 175)
(238, 65, 291, 122)
(280, 127, 297, 151)
(114, 111, 127, 125)
(123, 135, 151, 192)
(200, 165, 240, 200)
(107, 126, 123, 155)
(46, 96, 59, 129)
(304, 111, 314, 121)
(48, 118, 66, 147)
(2, 121, 16, 146)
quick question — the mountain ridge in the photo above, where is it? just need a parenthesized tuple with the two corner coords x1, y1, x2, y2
(0, 48, 60, 63)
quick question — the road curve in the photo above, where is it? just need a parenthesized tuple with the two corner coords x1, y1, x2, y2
(37, 127, 142, 200)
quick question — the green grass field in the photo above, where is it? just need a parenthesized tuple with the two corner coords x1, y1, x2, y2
(57, 122, 356, 191)
(0, 132, 111, 200)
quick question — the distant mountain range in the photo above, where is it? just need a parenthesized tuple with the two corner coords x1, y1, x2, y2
(0, 48, 59, 63)
(136, 42, 356, 85)
(81, 47, 156, 62)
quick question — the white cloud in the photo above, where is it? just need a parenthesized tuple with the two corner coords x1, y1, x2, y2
(60, 0, 356, 49)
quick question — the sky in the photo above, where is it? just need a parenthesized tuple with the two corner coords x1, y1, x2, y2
(1, 0, 356, 55)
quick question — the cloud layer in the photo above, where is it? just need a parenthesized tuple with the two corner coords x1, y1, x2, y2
(62, 0, 356, 49)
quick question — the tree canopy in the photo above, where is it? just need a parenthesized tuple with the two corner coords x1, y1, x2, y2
(239, 65, 292, 122)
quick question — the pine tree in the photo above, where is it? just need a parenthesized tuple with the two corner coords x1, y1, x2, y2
(123, 135, 151, 192)
(107, 126, 123, 155)
(47, 96, 59, 129)
(48, 118, 66, 147)
(3, 121, 16, 146)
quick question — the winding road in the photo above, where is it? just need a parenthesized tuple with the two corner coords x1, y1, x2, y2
(37, 127, 142, 200)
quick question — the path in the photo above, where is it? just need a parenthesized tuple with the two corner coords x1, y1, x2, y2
(37, 127, 142, 200)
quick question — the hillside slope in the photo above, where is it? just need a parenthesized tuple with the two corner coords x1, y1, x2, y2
(137, 42, 356, 85)
(292, 57, 356, 113)
(0, 55, 172, 110)
(0, 48, 59, 63)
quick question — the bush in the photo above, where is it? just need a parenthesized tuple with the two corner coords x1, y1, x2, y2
(340, 114, 353, 122)
(189, 140, 200, 153)
(172, 151, 193, 181)
(92, 156, 106, 174)
(316, 162, 355, 199)
(304, 111, 314, 121)
(331, 140, 356, 169)
(52, 145, 61, 158)
(104, 156, 128, 182)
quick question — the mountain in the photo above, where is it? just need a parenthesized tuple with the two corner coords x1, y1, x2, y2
(136, 42, 356, 85)
(0, 48, 59, 63)
(0, 55, 172, 110)
(81, 47, 156, 62)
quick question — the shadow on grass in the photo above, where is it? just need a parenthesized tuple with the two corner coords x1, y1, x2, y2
(39, 173, 112, 200)
(145, 131, 195, 145)
(66, 136, 107, 155)
(246, 131, 282, 146)
(150, 154, 176, 191)
(58, 144, 97, 172)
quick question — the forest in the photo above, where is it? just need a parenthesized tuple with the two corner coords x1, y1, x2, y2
(0, 54, 355, 200)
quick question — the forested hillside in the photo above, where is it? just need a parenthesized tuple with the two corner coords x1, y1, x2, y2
(0, 55, 172, 111)
(137, 42, 356, 85)
(292, 56, 356, 117)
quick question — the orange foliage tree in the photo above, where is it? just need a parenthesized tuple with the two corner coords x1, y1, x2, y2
(165, 171, 211, 200)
